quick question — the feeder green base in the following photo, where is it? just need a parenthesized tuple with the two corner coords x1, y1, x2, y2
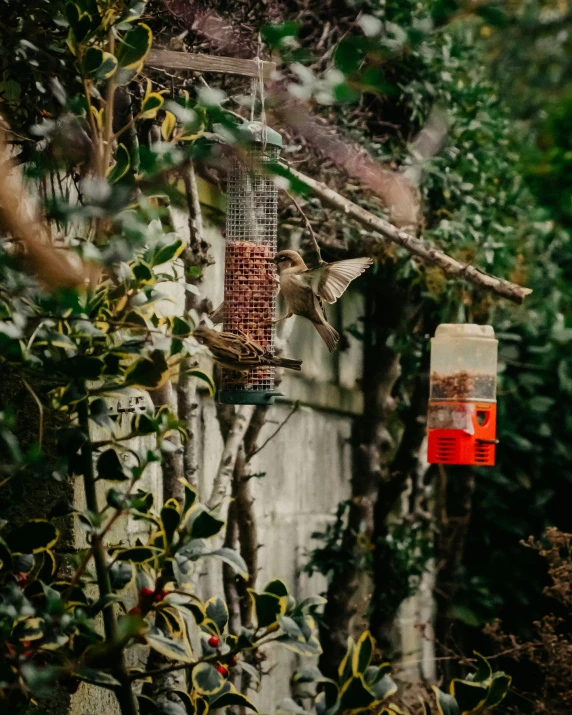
(218, 390, 282, 406)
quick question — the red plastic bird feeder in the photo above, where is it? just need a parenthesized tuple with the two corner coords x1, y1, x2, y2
(218, 121, 283, 405)
(427, 324, 498, 466)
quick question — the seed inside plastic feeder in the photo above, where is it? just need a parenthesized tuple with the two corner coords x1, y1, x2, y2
(427, 324, 498, 466)
(218, 122, 283, 405)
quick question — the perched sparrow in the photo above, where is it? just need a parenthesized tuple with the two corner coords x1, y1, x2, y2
(274, 250, 372, 352)
(193, 325, 302, 372)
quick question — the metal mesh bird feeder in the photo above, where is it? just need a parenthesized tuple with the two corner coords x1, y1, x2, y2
(218, 121, 283, 405)
(427, 324, 498, 466)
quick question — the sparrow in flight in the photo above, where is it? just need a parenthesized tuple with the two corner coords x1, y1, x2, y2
(274, 250, 372, 352)
(193, 325, 302, 372)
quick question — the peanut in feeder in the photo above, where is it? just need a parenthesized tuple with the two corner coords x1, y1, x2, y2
(427, 324, 498, 466)
(218, 121, 283, 406)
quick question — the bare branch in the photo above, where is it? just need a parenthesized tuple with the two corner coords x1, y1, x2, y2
(207, 405, 255, 510)
(285, 166, 532, 304)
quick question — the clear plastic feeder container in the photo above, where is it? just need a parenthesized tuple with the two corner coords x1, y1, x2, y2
(429, 324, 498, 402)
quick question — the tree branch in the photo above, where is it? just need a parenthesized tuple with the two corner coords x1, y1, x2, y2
(207, 405, 255, 510)
(285, 166, 532, 304)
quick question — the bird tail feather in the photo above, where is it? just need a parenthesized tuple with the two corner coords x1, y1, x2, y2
(275, 357, 303, 371)
(314, 321, 339, 352)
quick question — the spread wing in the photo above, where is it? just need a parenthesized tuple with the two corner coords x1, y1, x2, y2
(305, 257, 372, 304)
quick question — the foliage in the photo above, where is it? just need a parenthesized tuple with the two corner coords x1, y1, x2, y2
(484, 528, 572, 715)
(282, 633, 510, 715)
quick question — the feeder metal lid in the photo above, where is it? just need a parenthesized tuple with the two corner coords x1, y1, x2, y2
(434, 324, 495, 339)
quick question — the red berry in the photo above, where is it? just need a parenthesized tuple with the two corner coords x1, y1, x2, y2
(208, 636, 220, 648)
(229, 654, 238, 666)
(216, 665, 228, 677)
(155, 591, 165, 602)
(139, 587, 154, 600)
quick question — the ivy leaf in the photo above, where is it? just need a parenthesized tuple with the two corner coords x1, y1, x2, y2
(7, 520, 59, 554)
(97, 449, 128, 481)
(192, 662, 225, 696)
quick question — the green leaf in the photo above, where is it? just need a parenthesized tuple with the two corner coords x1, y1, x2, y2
(184, 369, 215, 397)
(141, 92, 164, 120)
(250, 590, 284, 628)
(83, 47, 118, 80)
(211, 688, 258, 712)
(132, 413, 156, 435)
(450, 680, 488, 713)
(7, 520, 59, 554)
(352, 631, 375, 674)
(97, 449, 128, 481)
(278, 615, 305, 642)
(432, 686, 461, 715)
(189, 509, 225, 540)
(109, 561, 134, 590)
(205, 596, 228, 633)
(108, 144, 131, 183)
(151, 239, 184, 267)
(90, 398, 113, 430)
(145, 627, 193, 663)
(264, 579, 288, 598)
(125, 350, 169, 389)
(334, 37, 366, 74)
(115, 546, 162, 563)
(482, 673, 512, 708)
(338, 636, 355, 683)
(470, 652, 492, 683)
(192, 662, 225, 696)
(180, 478, 197, 514)
(339, 674, 376, 712)
(161, 499, 181, 545)
(210, 547, 248, 579)
(66, 3, 93, 43)
(368, 674, 397, 701)
(117, 23, 152, 68)
(63, 355, 105, 379)
(74, 669, 120, 687)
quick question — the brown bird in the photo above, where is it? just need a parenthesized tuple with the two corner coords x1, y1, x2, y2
(274, 250, 373, 352)
(193, 324, 302, 372)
